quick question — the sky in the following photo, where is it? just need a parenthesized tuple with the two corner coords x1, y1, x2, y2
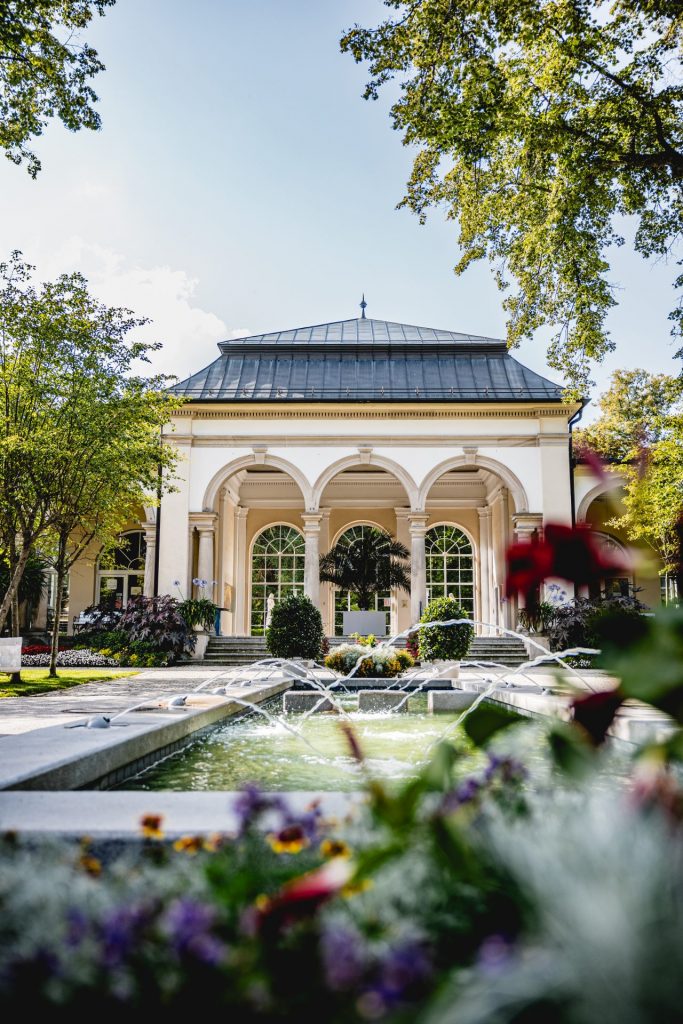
(0, 0, 680, 419)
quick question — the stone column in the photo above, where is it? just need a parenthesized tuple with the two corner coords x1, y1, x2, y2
(511, 512, 544, 613)
(157, 435, 191, 597)
(477, 507, 492, 635)
(197, 528, 215, 597)
(220, 489, 235, 635)
(302, 513, 323, 609)
(317, 509, 331, 634)
(394, 509, 413, 635)
(490, 486, 510, 630)
(142, 517, 157, 597)
(233, 506, 249, 635)
(408, 514, 429, 626)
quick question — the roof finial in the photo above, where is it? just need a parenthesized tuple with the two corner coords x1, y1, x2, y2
(360, 293, 367, 319)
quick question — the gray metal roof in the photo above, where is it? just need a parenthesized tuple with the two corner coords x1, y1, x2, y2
(171, 317, 564, 402)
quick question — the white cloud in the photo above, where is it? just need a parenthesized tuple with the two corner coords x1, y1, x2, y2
(38, 239, 227, 381)
(231, 328, 252, 338)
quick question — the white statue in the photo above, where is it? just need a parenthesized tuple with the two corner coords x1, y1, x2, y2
(265, 592, 275, 627)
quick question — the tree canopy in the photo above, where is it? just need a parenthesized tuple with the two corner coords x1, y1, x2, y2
(0, 0, 114, 177)
(342, 0, 683, 397)
(0, 250, 180, 635)
(575, 368, 683, 584)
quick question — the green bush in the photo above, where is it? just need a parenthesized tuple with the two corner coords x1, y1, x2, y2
(266, 593, 325, 660)
(324, 643, 414, 677)
(418, 596, 474, 661)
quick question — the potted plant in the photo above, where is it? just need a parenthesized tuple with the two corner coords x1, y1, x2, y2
(175, 578, 218, 632)
(319, 528, 410, 636)
(418, 596, 474, 683)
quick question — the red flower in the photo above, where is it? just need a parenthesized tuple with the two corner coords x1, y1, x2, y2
(505, 523, 632, 604)
(505, 540, 554, 604)
(571, 689, 625, 746)
(252, 856, 353, 933)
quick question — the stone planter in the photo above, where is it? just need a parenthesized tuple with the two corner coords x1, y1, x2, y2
(190, 633, 209, 661)
(0, 636, 22, 673)
(427, 659, 461, 686)
(342, 610, 387, 637)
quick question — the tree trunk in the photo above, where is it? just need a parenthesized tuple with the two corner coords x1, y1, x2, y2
(6, 538, 25, 685)
(0, 538, 31, 636)
(49, 533, 68, 678)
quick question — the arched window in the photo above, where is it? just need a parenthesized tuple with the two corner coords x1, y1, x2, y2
(425, 525, 475, 617)
(96, 530, 147, 609)
(590, 532, 632, 599)
(250, 525, 305, 635)
(332, 524, 391, 636)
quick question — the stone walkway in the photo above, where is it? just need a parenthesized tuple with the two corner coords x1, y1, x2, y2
(0, 667, 232, 736)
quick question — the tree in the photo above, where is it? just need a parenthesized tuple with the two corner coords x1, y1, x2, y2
(342, 1, 683, 397)
(318, 529, 410, 610)
(0, 251, 179, 658)
(0, 0, 114, 177)
(575, 368, 683, 592)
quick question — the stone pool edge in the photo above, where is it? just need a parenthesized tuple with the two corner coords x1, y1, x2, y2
(0, 680, 291, 792)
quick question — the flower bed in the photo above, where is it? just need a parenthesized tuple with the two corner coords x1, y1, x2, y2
(325, 643, 414, 677)
(21, 648, 118, 668)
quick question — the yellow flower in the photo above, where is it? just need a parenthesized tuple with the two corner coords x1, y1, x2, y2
(320, 838, 351, 859)
(341, 878, 373, 899)
(140, 813, 165, 840)
(173, 834, 204, 855)
(266, 824, 310, 854)
(203, 832, 224, 853)
(255, 893, 271, 912)
(79, 854, 102, 877)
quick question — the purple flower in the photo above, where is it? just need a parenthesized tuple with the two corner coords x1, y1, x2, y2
(98, 903, 153, 968)
(321, 923, 366, 991)
(65, 907, 89, 948)
(232, 783, 288, 834)
(164, 898, 226, 966)
(442, 776, 482, 812)
(476, 933, 514, 974)
(359, 939, 433, 1014)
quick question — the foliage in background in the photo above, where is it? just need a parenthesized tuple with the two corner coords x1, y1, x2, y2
(265, 592, 325, 660)
(547, 593, 648, 654)
(319, 529, 410, 610)
(0, 0, 115, 177)
(325, 643, 414, 677)
(575, 369, 683, 581)
(118, 596, 195, 660)
(418, 596, 474, 661)
(0, 549, 49, 627)
(342, 1, 683, 396)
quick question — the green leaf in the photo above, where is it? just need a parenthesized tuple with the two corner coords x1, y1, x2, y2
(463, 703, 520, 747)
(548, 724, 595, 777)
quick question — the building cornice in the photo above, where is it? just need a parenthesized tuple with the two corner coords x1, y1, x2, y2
(169, 401, 579, 421)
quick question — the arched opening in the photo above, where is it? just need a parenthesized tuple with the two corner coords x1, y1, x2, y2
(96, 530, 147, 609)
(249, 524, 305, 636)
(425, 525, 475, 617)
(330, 524, 392, 636)
(588, 531, 633, 599)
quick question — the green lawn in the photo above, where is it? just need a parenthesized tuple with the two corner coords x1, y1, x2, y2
(0, 668, 137, 699)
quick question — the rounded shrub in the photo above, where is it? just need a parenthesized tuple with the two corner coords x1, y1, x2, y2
(266, 593, 325, 660)
(418, 596, 474, 662)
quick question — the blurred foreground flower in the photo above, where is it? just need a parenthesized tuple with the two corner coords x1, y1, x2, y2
(506, 523, 632, 605)
(140, 814, 164, 840)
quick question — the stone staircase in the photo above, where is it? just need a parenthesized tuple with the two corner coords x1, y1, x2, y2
(202, 634, 529, 667)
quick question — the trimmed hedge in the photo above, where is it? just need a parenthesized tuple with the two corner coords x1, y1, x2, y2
(266, 593, 325, 660)
(418, 596, 474, 661)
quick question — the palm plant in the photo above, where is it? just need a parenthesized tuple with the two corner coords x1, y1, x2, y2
(318, 528, 410, 609)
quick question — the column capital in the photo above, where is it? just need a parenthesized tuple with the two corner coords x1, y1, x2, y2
(394, 507, 412, 520)
(189, 511, 218, 532)
(302, 512, 324, 532)
(512, 512, 543, 538)
(477, 506, 492, 520)
(234, 505, 249, 521)
(407, 513, 429, 536)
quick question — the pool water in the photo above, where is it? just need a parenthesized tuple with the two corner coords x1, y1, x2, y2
(117, 695, 489, 791)
(115, 694, 632, 792)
